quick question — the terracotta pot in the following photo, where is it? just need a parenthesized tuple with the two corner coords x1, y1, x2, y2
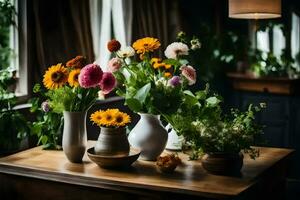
(94, 127, 130, 156)
(201, 152, 244, 175)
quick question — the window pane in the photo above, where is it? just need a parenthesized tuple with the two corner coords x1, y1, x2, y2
(291, 12, 300, 65)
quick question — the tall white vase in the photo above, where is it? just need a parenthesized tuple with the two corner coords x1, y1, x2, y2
(128, 113, 168, 161)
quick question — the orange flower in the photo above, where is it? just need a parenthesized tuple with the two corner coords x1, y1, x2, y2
(66, 56, 87, 69)
(107, 39, 121, 52)
(132, 37, 161, 55)
(164, 72, 172, 78)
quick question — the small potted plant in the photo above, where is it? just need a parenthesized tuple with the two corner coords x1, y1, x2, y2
(167, 85, 266, 175)
(90, 108, 131, 156)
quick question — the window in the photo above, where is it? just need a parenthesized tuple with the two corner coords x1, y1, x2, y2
(0, 0, 28, 97)
(291, 11, 300, 66)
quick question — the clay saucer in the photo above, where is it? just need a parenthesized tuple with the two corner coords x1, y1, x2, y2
(87, 147, 140, 169)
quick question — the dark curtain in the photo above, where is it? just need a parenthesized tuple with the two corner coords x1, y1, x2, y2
(131, 0, 182, 56)
(27, 0, 94, 92)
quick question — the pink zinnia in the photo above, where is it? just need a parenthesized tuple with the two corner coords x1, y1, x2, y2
(78, 64, 103, 88)
(99, 72, 117, 94)
(180, 65, 196, 85)
(108, 57, 122, 72)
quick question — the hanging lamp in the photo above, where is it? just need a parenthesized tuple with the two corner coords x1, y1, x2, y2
(229, 0, 281, 19)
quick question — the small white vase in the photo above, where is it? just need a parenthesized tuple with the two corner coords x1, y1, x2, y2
(128, 113, 168, 161)
(165, 124, 184, 150)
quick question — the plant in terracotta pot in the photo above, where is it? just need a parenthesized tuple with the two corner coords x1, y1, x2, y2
(90, 108, 131, 156)
(167, 85, 266, 175)
(106, 37, 199, 160)
(39, 56, 116, 163)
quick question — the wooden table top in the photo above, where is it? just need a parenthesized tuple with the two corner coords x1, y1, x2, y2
(0, 141, 294, 199)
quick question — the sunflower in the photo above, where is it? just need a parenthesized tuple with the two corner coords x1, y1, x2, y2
(90, 110, 105, 126)
(90, 109, 131, 127)
(114, 112, 131, 127)
(43, 63, 68, 90)
(68, 69, 81, 87)
(132, 37, 161, 55)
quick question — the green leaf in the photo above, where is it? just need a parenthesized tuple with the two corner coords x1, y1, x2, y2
(163, 59, 180, 66)
(134, 83, 151, 103)
(195, 90, 207, 100)
(179, 59, 189, 65)
(206, 97, 221, 107)
(125, 98, 142, 112)
(183, 90, 195, 97)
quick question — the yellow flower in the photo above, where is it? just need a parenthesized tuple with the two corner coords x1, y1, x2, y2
(151, 57, 172, 70)
(164, 72, 172, 78)
(114, 112, 131, 127)
(132, 37, 161, 55)
(68, 69, 81, 87)
(43, 63, 68, 90)
(90, 109, 131, 127)
(90, 110, 105, 126)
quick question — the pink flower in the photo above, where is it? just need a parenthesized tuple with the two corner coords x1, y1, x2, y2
(99, 72, 117, 94)
(79, 64, 103, 88)
(180, 65, 196, 85)
(108, 57, 122, 72)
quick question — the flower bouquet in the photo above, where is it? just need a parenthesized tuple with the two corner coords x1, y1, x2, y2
(41, 55, 116, 163)
(106, 37, 199, 160)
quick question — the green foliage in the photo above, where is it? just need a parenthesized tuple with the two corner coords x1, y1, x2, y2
(177, 25, 249, 82)
(114, 57, 186, 115)
(166, 85, 265, 160)
(46, 86, 98, 113)
(0, 0, 16, 69)
(0, 69, 29, 151)
(249, 49, 299, 78)
(29, 84, 63, 150)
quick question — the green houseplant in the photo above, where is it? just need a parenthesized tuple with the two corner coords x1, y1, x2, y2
(0, 71, 30, 155)
(166, 84, 266, 175)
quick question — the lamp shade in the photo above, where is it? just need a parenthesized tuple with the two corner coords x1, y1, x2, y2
(229, 0, 281, 19)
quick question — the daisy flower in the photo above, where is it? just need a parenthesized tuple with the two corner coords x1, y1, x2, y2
(116, 46, 135, 58)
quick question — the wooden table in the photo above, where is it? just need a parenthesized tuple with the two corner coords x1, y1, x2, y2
(0, 141, 293, 200)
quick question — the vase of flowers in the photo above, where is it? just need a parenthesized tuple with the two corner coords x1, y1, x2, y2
(41, 56, 116, 163)
(166, 84, 266, 175)
(90, 109, 131, 156)
(106, 36, 199, 160)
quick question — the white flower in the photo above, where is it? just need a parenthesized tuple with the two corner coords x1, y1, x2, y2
(190, 39, 201, 50)
(164, 42, 189, 59)
(117, 46, 135, 58)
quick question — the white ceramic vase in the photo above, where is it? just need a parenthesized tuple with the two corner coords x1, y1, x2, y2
(128, 113, 168, 161)
(165, 124, 184, 150)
